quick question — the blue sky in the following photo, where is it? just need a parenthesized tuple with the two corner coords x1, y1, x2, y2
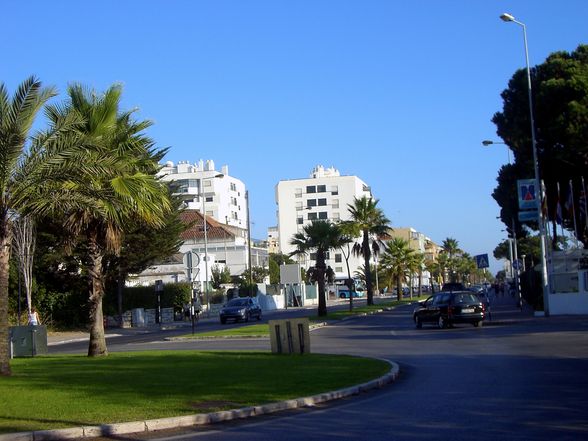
(3, 1, 587, 274)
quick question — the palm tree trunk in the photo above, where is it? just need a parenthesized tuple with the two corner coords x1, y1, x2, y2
(363, 231, 373, 305)
(0, 226, 12, 376)
(316, 253, 327, 317)
(87, 233, 108, 357)
(396, 275, 402, 302)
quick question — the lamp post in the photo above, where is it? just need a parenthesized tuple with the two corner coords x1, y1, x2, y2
(484, 141, 521, 308)
(201, 173, 224, 317)
(500, 12, 550, 316)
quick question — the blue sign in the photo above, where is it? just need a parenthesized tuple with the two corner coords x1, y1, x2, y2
(475, 254, 489, 269)
(518, 179, 538, 210)
(518, 210, 538, 222)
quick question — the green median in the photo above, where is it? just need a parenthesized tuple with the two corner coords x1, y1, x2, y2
(179, 297, 424, 339)
(0, 351, 390, 434)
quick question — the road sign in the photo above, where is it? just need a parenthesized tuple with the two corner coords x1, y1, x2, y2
(518, 210, 538, 222)
(518, 179, 537, 210)
(475, 254, 489, 269)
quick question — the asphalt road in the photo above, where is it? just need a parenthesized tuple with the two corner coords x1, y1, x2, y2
(52, 297, 588, 440)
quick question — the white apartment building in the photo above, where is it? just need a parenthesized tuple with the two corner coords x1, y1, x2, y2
(275, 165, 372, 279)
(157, 159, 248, 228)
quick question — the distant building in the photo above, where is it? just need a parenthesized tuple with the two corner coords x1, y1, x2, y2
(129, 210, 268, 286)
(267, 226, 280, 254)
(157, 159, 247, 229)
(275, 165, 372, 278)
(386, 227, 436, 289)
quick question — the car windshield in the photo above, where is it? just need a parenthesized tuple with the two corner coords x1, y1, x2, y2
(226, 298, 248, 307)
(452, 293, 479, 304)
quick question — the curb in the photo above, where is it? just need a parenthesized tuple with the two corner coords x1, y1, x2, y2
(0, 360, 399, 441)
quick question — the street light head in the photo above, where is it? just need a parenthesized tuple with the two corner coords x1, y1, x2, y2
(214, 173, 224, 179)
(482, 140, 494, 146)
(500, 13, 515, 22)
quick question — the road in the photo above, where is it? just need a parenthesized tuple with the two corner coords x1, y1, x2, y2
(53, 297, 588, 440)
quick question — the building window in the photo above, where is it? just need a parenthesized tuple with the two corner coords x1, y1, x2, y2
(307, 199, 317, 207)
(306, 185, 316, 194)
(297, 216, 303, 224)
(204, 180, 212, 187)
(331, 185, 339, 195)
(231, 197, 237, 206)
(318, 212, 328, 219)
(332, 199, 339, 208)
(318, 198, 327, 206)
(310, 253, 317, 261)
(332, 212, 340, 220)
(232, 212, 238, 220)
(335, 267, 343, 273)
(308, 212, 318, 220)
(335, 254, 342, 263)
(205, 196, 213, 202)
(317, 185, 326, 192)
(295, 188, 302, 198)
(296, 202, 303, 210)
(230, 182, 237, 191)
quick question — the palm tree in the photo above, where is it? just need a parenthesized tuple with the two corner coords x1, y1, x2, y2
(337, 221, 359, 311)
(289, 220, 345, 316)
(33, 83, 172, 356)
(379, 238, 414, 301)
(347, 196, 390, 305)
(0, 77, 56, 376)
(408, 252, 425, 298)
(441, 237, 462, 282)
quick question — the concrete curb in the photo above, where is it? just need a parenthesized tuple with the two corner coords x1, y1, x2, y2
(0, 360, 399, 441)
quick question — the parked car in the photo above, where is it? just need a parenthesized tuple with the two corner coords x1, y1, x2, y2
(338, 289, 365, 299)
(219, 297, 262, 324)
(413, 291, 485, 329)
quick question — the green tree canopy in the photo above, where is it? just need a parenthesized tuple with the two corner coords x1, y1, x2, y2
(289, 220, 345, 316)
(0, 77, 57, 376)
(492, 44, 588, 246)
(346, 196, 390, 306)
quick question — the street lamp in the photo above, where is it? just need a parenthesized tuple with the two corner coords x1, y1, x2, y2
(482, 140, 511, 163)
(201, 173, 224, 317)
(500, 12, 550, 316)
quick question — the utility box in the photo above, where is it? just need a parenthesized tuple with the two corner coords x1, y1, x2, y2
(269, 318, 310, 354)
(9, 326, 48, 357)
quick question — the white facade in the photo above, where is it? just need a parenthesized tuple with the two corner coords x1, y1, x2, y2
(275, 165, 372, 278)
(157, 159, 248, 228)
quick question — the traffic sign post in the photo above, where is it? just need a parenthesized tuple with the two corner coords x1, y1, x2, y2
(475, 254, 489, 269)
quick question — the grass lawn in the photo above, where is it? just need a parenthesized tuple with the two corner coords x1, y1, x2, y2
(0, 351, 390, 434)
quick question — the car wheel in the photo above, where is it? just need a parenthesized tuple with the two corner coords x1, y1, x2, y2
(220, 318, 226, 324)
(415, 317, 422, 329)
(257, 312, 262, 321)
(474, 320, 483, 327)
(437, 316, 446, 329)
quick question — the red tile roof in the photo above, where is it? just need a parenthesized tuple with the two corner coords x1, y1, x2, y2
(179, 210, 236, 241)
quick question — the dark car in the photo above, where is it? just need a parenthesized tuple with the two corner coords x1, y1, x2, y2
(413, 291, 485, 329)
(441, 282, 466, 291)
(219, 297, 262, 324)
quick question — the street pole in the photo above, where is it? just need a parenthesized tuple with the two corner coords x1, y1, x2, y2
(501, 13, 550, 315)
(200, 173, 224, 317)
(246, 190, 254, 297)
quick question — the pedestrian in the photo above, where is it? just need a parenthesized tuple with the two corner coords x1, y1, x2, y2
(28, 307, 40, 326)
